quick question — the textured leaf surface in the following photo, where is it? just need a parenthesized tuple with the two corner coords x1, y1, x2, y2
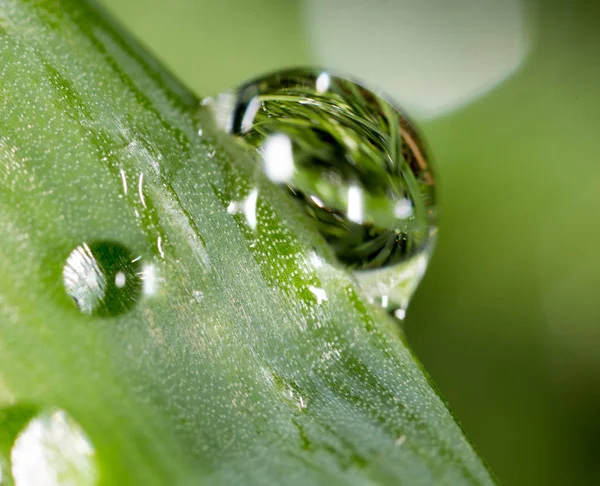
(0, 1, 495, 484)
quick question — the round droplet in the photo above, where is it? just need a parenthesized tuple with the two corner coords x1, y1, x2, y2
(210, 69, 437, 314)
(63, 241, 142, 317)
(11, 409, 98, 486)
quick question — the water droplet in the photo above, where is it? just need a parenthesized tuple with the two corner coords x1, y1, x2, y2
(211, 69, 437, 314)
(63, 241, 142, 317)
(11, 409, 98, 486)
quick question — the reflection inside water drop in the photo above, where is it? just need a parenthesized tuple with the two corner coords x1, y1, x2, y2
(210, 69, 437, 315)
(11, 409, 98, 486)
(63, 241, 142, 317)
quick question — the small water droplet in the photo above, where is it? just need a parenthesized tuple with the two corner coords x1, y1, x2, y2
(63, 241, 142, 317)
(11, 409, 98, 485)
(211, 69, 437, 314)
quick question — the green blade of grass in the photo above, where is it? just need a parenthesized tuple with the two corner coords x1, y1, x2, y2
(0, 1, 495, 484)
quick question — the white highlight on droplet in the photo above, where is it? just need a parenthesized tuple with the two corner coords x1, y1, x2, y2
(138, 173, 147, 208)
(241, 96, 262, 134)
(262, 133, 295, 183)
(308, 285, 328, 304)
(141, 264, 158, 297)
(11, 409, 98, 486)
(316, 72, 331, 93)
(197, 128, 203, 137)
(394, 308, 407, 320)
(208, 92, 235, 132)
(394, 198, 413, 219)
(308, 251, 324, 269)
(200, 97, 214, 107)
(157, 236, 165, 259)
(395, 434, 407, 447)
(347, 184, 364, 224)
(298, 396, 307, 410)
(63, 243, 106, 315)
(119, 169, 128, 195)
(227, 188, 259, 230)
(381, 295, 389, 308)
(114, 271, 126, 289)
(310, 195, 326, 208)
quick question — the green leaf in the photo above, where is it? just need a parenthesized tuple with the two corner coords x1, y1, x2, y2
(0, 0, 496, 484)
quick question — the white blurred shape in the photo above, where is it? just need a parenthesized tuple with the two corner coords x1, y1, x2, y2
(394, 198, 413, 219)
(308, 251, 324, 269)
(241, 96, 262, 133)
(308, 285, 328, 304)
(12, 410, 97, 486)
(114, 271, 126, 289)
(316, 72, 331, 93)
(381, 295, 389, 308)
(142, 263, 158, 297)
(303, 0, 531, 119)
(262, 134, 295, 183)
(347, 184, 364, 224)
(228, 188, 259, 230)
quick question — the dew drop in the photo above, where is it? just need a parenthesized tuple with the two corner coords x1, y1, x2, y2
(11, 409, 98, 486)
(63, 241, 142, 317)
(211, 69, 437, 314)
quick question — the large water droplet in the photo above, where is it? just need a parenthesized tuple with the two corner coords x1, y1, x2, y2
(63, 241, 142, 317)
(210, 69, 437, 315)
(11, 409, 98, 486)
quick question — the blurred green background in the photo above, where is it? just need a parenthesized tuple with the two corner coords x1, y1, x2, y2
(99, 0, 600, 484)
